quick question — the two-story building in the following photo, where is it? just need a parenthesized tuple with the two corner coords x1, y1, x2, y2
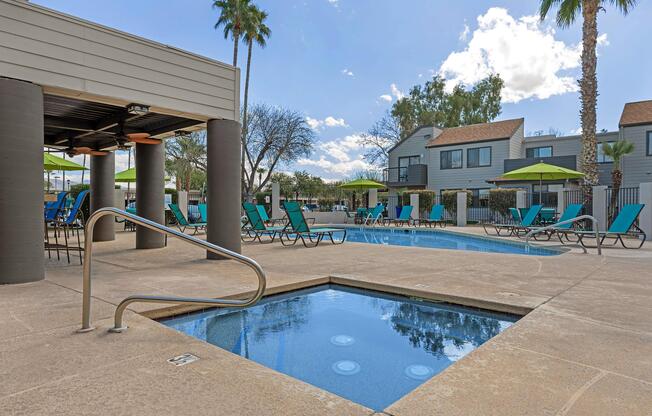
(384, 99, 652, 206)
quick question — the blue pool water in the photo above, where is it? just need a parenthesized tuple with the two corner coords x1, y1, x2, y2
(341, 227, 562, 256)
(162, 285, 518, 411)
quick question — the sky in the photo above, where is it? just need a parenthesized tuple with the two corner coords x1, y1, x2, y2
(34, 0, 652, 184)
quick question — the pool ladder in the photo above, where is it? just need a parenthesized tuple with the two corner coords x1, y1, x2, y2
(78, 207, 267, 333)
(524, 214, 602, 255)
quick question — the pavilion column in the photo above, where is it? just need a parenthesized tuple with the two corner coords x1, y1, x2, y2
(206, 119, 241, 259)
(136, 142, 165, 248)
(0, 78, 44, 284)
(90, 152, 115, 241)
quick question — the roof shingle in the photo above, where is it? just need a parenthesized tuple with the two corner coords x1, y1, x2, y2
(426, 118, 523, 147)
(619, 100, 652, 127)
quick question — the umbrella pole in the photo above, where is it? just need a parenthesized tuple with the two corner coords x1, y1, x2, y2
(539, 174, 543, 205)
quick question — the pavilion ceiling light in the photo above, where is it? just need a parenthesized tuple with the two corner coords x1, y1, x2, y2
(126, 103, 149, 115)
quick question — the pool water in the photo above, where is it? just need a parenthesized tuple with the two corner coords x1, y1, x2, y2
(341, 227, 562, 256)
(162, 285, 518, 411)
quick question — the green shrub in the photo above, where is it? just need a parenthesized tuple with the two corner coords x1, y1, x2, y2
(398, 190, 436, 216)
(488, 188, 517, 217)
(441, 190, 472, 215)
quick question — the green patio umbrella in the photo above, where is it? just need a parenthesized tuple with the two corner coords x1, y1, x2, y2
(43, 153, 87, 171)
(501, 162, 584, 200)
(339, 178, 385, 190)
(115, 167, 170, 183)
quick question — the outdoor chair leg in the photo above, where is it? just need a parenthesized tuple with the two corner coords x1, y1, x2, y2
(76, 227, 82, 265)
(62, 225, 70, 264)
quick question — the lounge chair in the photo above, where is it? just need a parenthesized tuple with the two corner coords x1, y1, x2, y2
(198, 203, 208, 223)
(46, 190, 89, 264)
(44, 192, 69, 260)
(383, 206, 414, 227)
(416, 204, 446, 228)
(169, 203, 206, 234)
(255, 204, 288, 226)
(280, 201, 346, 247)
(528, 204, 584, 241)
(483, 205, 543, 237)
(363, 204, 385, 225)
(241, 202, 286, 243)
(562, 204, 646, 249)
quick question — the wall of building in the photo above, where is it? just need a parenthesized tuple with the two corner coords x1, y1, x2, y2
(0, 0, 239, 122)
(387, 127, 437, 169)
(620, 124, 652, 187)
(427, 139, 510, 192)
(509, 123, 524, 159)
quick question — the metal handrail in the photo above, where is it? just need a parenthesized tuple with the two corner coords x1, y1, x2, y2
(524, 214, 602, 255)
(78, 207, 267, 333)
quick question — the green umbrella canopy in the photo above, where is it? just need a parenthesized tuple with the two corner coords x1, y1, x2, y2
(502, 162, 584, 180)
(339, 179, 385, 190)
(43, 153, 87, 171)
(115, 167, 170, 183)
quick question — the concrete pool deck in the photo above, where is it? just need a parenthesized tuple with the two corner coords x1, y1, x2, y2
(1, 226, 651, 415)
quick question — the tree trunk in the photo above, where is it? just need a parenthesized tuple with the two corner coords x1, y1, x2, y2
(232, 32, 239, 67)
(609, 169, 623, 221)
(579, 0, 599, 203)
(241, 41, 253, 206)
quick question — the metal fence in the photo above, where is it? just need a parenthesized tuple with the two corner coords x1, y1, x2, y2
(563, 188, 592, 216)
(527, 192, 558, 208)
(605, 187, 639, 221)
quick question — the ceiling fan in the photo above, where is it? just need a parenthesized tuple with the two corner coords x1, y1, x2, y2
(113, 120, 161, 150)
(64, 138, 109, 157)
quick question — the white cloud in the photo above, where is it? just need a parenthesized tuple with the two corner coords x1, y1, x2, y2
(459, 23, 470, 41)
(306, 116, 349, 130)
(327, 0, 339, 8)
(297, 134, 374, 175)
(390, 83, 404, 100)
(341, 68, 354, 77)
(438, 7, 608, 103)
(379, 94, 392, 102)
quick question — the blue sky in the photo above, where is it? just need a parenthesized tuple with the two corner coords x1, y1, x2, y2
(35, 0, 652, 182)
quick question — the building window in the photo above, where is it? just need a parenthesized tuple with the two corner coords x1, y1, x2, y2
(526, 146, 553, 158)
(440, 149, 463, 169)
(469, 188, 490, 208)
(647, 131, 652, 156)
(597, 141, 614, 163)
(467, 147, 492, 168)
(398, 155, 420, 181)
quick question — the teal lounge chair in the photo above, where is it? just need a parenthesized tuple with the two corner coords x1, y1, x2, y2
(363, 204, 385, 226)
(242, 202, 286, 243)
(384, 206, 414, 227)
(484, 205, 543, 237)
(169, 203, 206, 234)
(198, 203, 208, 223)
(528, 204, 583, 241)
(566, 204, 646, 249)
(280, 201, 346, 247)
(417, 204, 446, 228)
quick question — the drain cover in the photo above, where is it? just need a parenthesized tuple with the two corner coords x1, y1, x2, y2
(167, 353, 200, 367)
(405, 364, 434, 380)
(332, 360, 361, 375)
(330, 335, 355, 346)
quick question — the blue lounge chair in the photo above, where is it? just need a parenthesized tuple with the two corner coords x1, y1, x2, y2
(484, 205, 543, 237)
(529, 204, 584, 241)
(44, 192, 68, 222)
(169, 203, 206, 234)
(417, 204, 446, 228)
(241, 202, 286, 243)
(46, 190, 89, 264)
(280, 201, 346, 247)
(567, 204, 646, 249)
(384, 206, 414, 227)
(363, 203, 385, 225)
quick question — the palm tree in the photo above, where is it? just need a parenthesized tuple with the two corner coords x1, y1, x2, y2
(601, 140, 635, 220)
(539, 0, 637, 199)
(213, 0, 252, 67)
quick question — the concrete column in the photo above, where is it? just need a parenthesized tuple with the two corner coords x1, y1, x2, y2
(206, 119, 241, 258)
(114, 188, 126, 209)
(136, 142, 165, 248)
(388, 189, 398, 219)
(456, 192, 467, 227)
(368, 189, 378, 208)
(592, 185, 608, 231)
(0, 78, 44, 284)
(557, 189, 566, 214)
(639, 183, 652, 240)
(271, 182, 282, 219)
(90, 152, 115, 241)
(516, 190, 527, 210)
(178, 191, 188, 219)
(410, 193, 419, 220)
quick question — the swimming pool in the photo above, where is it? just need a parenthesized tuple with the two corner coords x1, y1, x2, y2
(162, 285, 518, 411)
(340, 227, 563, 256)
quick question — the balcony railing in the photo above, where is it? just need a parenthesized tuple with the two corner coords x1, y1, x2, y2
(382, 164, 428, 187)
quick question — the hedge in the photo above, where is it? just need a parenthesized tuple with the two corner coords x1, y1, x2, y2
(399, 190, 436, 216)
(488, 188, 518, 218)
(441, 190, 472, 215)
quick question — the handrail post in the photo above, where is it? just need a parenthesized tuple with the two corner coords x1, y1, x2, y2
(77, 207, 266, 333)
